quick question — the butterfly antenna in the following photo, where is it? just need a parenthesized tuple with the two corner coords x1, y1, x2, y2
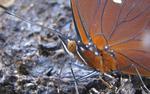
(0, 4, 65, 38)
(0, 4, 74, 50)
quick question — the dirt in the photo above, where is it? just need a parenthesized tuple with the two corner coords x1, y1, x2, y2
(0, 0, 149, 94)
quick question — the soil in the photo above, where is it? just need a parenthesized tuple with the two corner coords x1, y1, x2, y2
(0, 0, 149, 94)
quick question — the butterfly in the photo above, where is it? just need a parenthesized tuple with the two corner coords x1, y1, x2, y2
(0, 0, 150, 93)
(1, 0, 149, 77)
(61, 0, 150, 77)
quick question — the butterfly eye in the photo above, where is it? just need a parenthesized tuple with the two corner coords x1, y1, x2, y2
(67, 39, 77, 53)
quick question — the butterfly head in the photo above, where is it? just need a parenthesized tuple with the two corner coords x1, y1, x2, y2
(58, 35, 78, 56)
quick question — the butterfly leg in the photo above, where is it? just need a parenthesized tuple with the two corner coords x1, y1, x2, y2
(69, 63, 79, 94)
(99, 75, 113, 89)
(77, 70, 98, 81)
(117, 63, 150, 93)
(56, 64, 64, 94)
(131, 64, 150, 93)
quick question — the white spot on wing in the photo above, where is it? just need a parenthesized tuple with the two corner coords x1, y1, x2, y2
(86, 45, 89, 48)
(112, 0, 123, 4)
(89, 47, 93, 51)
(142, 32, 150, 49)
(88, 42, 93, 46)
(94, 51, 99, 56)
(80, 47, 85, 51)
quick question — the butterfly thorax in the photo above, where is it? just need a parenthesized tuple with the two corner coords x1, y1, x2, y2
(67, 39, 117, 73)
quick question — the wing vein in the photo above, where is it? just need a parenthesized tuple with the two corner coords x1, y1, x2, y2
(75, 0, 90, 42)
(108, 0, 127, 40)
(100, 0, 109, 44)
(115, 51, 150, 72)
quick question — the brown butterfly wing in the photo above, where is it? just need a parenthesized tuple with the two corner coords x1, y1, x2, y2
(71, 0, 150, 76)
(71, 0, 107, 47)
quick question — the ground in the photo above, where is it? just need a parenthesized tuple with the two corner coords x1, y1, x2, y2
(0, 0, 149, 94)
